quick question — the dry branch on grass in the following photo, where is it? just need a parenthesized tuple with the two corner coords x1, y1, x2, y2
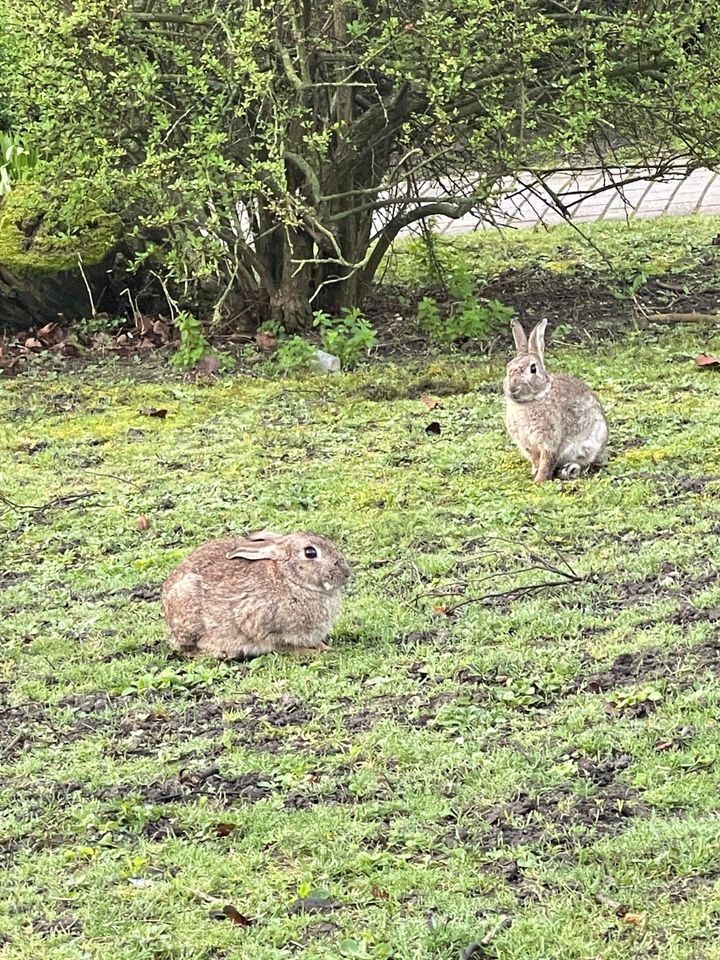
(0, 491, 97, 516)
(416, 534, 589, 613)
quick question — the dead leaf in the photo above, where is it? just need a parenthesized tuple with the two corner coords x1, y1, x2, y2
(255, 332, 278, 352)
(137, 513, 151, 531)
(425, 421, 442, 435)
(214, 822, 237, 837)
(433, 604, 448, 615)
(217, 904, 254, 926)
(24, 337, 42, 350)
(622, 913, 646, 926)
(139, 407, 168, 418)
(371, 886, 389, 901)
(128, 877, 153, 889)
(420, 395, 440, 411)
(696, 353, 720, 368)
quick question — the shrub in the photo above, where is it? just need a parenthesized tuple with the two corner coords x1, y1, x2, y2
(312, 308, 377, 369)
(3, 0, 718, 331)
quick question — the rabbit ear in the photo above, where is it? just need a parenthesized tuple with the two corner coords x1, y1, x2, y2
(226, 537, 287, 562)
(511, 319, 528, 354)
(246, 529, 281, 541)
(528, 319, 548, 360)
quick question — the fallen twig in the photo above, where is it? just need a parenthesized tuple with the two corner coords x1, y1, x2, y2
(77, 253, 97, 318)
(83, 470, 144, 491)
(188, 887, 225, 906)
(416, 564, 565, 604)
(423, 532, 588, 614)
(0, 491, 97, 516)
(462, 914, 514, 958)
(594, 891, 624, 913)
(645, 312, 720, 323)
(481, 914, 513, 945)
(463, 533, 579, 573)
(444, 575, 585, 614)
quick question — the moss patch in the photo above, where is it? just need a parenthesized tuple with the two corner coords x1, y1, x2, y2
(0, 184, 121, 274)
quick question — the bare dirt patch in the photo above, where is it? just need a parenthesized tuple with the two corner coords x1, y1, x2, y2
(571, 638, 720, 695)
(441, 771, 643, 855)
(106, 701, 229, 758)
(97, 766, 277, 807)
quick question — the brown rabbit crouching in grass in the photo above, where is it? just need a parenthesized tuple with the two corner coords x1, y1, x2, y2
(504, 319, 608, 483)
(162, 531, 352, 658)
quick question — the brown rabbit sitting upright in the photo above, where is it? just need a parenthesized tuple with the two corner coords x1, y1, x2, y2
(504, 318, 608, 483)
(161, 531, 352, 658)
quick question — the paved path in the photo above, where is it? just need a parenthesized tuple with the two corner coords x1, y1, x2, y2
(402, 165, 720, 235)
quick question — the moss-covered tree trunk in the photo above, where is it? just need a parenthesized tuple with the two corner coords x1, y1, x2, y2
(0, 188, 131, 332)
(0, 256, 129, 332)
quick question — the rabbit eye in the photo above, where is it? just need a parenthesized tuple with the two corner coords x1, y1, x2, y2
(304, 546, 318, 559)
(530, 363, 537, 374)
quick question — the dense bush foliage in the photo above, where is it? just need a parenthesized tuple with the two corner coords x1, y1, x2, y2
(1, 1, 719, 330)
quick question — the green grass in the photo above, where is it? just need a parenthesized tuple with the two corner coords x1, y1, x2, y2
(384, 212, 720, 291)
(2, 324, 720, 960)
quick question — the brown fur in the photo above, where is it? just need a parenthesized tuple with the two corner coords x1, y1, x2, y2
(503, 319, 608, 483)
(161, 531, 352, 659)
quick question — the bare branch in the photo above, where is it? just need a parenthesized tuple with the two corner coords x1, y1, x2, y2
(361, 198, 477, 288)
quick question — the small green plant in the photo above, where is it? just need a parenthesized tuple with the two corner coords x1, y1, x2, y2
(115, 664, 216, 696)
(257, 319, 285, 338)
(0, 131, 38, 196)
(446, 261, 476, 301)
(431, 700, 489, 733)
(401, 223, 472, 288)
(609, 266, 653, 300)
(417, 296, 443, 334)
(267, 308, 377, 375)
(312, 307, 377, 368)
(492, 673, 566, 709)
(609, 687, 664, 712)
(75, 314, 125, 339)
(274, 335, 318, 374)
(418, 292, 514, 344)
(170, 311, 211, 370)
(409, 238, 515, 344)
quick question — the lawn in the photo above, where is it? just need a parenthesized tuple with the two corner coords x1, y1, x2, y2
(2, 304, 720, 955)
(386, 212, 720, 291)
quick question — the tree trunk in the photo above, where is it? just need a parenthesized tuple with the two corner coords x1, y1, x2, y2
(0, 250, 135, 333)
(268, 227, 315, 330)
(0, 188, 158, 332)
